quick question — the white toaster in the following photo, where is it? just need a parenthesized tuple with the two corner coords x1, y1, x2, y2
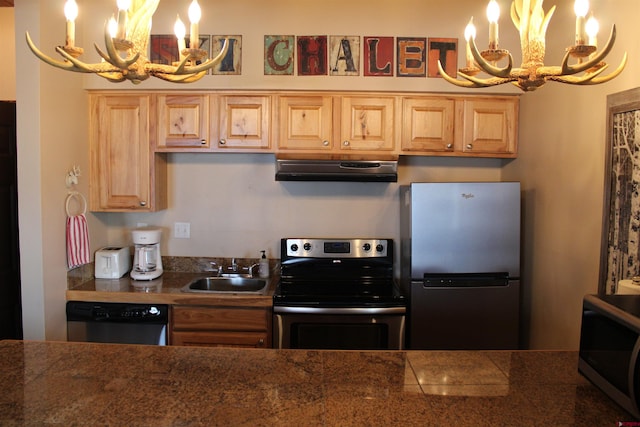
(94, 246, 131, 279)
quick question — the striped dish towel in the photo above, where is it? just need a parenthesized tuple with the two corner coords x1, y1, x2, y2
(66, 214, 90, 269)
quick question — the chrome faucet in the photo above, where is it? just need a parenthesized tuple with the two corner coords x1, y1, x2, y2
(230, 258, 238, 272)
(208, 261, 223, 275)
(244, 263, 260, 278)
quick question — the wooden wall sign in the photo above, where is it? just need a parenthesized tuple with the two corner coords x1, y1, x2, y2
(363, 36, 393, 77)
(297, 36, 328, 76)
(264, 35, 295, 75)
(427, 37, 457, 78)
(396, 37, 426, 77)
(211, 35, 242, 75)
(329, 36, 360, 76)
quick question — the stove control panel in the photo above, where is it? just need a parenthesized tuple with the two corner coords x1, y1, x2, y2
(284, 238, 390, 258)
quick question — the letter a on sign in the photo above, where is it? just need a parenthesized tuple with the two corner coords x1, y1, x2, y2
(330, 36, 360, 76)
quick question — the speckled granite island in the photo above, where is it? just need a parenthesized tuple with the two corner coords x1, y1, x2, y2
(0, 340, 634, 426)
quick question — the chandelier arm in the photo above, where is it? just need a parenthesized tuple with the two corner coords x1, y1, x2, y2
(469, 37, 513, 78)
(555, 53, 627, 85)
(540, 5, 556, 36)
(458, 72, 516, 87)
(95, 72, 127, 83)
(182, 38, 229, 74)
(510, 2, 520, 29)
(561, 25, 618, 75)
(153, 71, 208, 83)
(103, 25, 141, 70)
(25, 32, 82, 72)
(436, 61, 478, 88)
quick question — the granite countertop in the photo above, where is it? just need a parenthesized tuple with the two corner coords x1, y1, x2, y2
(66, 271, 276, 307)
(0, 340, 633, 426)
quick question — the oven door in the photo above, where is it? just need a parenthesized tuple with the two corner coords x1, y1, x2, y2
(273, 307, 406, 350)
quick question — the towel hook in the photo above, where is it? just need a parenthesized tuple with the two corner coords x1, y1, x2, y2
(65, 165, 81, 188)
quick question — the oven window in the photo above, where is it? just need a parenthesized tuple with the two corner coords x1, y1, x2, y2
(292, 323, 388, 350)
(579, 309, 638, 395)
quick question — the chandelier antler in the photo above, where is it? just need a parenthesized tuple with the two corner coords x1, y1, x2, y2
(25, 0, 229, 84)
(438, 0, 627, 91)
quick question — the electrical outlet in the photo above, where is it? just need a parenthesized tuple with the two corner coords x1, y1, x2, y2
(174, 222, 190, 239)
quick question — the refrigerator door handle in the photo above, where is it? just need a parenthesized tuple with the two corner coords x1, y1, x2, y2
(421, 272, 510, 287)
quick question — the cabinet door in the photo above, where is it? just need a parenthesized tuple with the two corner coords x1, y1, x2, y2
(171, 331, 269, 348)
(462, 98, 518, 156)
(401, 97, 456, 152)
(90, 94, 166, 212)
(277, 95, 333, 150)
(172, 306, 269, 331)
(217, 95, 271, 149)
(340, 96, 396, 151)
(156, 94, 209, 150)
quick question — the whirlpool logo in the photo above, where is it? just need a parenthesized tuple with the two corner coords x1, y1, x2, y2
(461, 193, 475, 199)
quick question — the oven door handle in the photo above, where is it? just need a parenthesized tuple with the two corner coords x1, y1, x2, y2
(273, 306, 406, 315)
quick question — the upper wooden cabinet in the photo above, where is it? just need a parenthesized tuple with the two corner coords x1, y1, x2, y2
(215, 95, 272, 150)
(156, 94, 209, 150)
(89, 94, 167, 212)
(400, 95, 518, 158)
(340, 96, 396, 152)
(462, 97, 518, 156)
(277, 94, 334, 151)
(401, 97, 457, 153)
(276, 94, 397, 153)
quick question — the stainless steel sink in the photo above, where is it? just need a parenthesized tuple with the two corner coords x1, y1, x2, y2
(181, 276, 268, 294)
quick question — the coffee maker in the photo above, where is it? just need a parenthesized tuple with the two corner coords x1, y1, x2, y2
(130, 227, 163, 281)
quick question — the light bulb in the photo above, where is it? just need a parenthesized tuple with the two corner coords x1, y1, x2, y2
(108, 15, 118, 38)
(486, 0, 500, 23)
(188, 0, 202, 24)
(586, 15, 599, 39)
(64, 0, 78, 21)
(117, 0, 131, 11)
(464, 18, 476, 41)
(174, 15, 186, 40)
(574, 0, 589, 18)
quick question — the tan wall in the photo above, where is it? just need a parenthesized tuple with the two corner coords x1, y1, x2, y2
(14, 0, 640, 348)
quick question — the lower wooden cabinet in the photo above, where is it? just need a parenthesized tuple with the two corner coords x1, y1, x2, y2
(170, 305, 271, 348)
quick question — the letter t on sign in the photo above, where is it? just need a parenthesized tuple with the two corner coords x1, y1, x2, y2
(428, 38, 458, 78)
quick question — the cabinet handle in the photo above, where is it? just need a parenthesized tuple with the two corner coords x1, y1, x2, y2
(322, 140, 329, 146)
(200, 139, 207, 145)
(139, 201, 147, 207)
(343, 140, 350, 146)
(446, 143, 453, 149)
(219, 139, 226, 145)
(258, 338, 264, 346)
(466, 143, 473, 150)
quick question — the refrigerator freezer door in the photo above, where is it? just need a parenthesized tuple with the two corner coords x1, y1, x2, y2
(408, 182, 520, 278)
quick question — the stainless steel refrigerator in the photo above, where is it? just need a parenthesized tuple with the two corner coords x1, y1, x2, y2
(400, 182, 521, 350)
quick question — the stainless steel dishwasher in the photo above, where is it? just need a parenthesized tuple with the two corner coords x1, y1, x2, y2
(66, 301, 168, 345)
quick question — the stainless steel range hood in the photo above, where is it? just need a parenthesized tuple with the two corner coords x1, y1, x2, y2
(275, 155, 398, 182)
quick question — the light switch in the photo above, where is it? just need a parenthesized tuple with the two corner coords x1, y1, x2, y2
(174, 222, 190, 239)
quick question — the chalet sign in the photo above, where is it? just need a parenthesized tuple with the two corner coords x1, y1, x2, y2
(150, 34, 458, 78)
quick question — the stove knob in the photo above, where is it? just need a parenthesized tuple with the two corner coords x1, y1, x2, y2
(290, 244, 299, 252)
(376, 244, 384, 252)
(303, 243, 312, 251)
(363, 243, 371, 251)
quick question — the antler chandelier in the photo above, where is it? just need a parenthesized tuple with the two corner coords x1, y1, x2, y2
(438, 0, 627, 91)
(25, 0, 229, 84)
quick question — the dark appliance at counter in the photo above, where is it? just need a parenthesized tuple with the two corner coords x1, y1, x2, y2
(579, 294, 640, 419)
(401, 182, 521, 350)
(273, 238, 406, 350)
(67, 301, 168, 345)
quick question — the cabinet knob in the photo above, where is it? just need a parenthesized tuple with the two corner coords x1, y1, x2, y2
(139, 201, 147, 207)
(219, 139, 226, 145)
(466, 143, 473, 150)
(322, 140, 329, 146)
(446, 143, 453, 149)
(343, 140, 350, 146)
(258, 338, 264, 346)
(200, 139, 207, 145)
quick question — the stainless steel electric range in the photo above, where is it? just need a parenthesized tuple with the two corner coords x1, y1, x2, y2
(273, 238, 406, 350)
